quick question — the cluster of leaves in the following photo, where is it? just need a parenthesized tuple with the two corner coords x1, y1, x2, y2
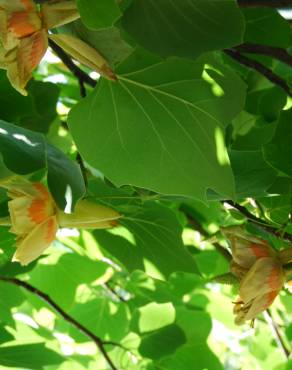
(0, 0, 292, 369)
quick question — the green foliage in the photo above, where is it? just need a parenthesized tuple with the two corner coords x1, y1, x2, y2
(0, 2, 291, 370)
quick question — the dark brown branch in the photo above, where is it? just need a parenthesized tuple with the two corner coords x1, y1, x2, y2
(238, 0, 292, 7)
(0, 276, 118, 370)
(224, 49, 292, 97)
(234, 43, 292, 68)
(48, 39, 97, 89)
(264, 309, 291, 358)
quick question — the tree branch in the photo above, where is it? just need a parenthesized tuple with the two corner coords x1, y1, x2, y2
(224, 49, 292, 97)
(48, 39, 97, 89)
(224, 201, 292, 242)
(234, 43, 292, 68)
(0, 276, 118, 370)
(264, 309, 291, 359)
(238, 0, 292, 7)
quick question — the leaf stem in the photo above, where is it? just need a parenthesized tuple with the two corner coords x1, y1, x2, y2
(0, 276, 118, 370)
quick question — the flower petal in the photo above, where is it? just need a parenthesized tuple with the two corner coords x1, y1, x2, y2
(0, 0, 36, 12)
(222, 226, 276, 269)
(239, 257, 284, 303)
(6, 30, 47, 95)
(57, 199, 120, 229)
(12, 215, 58, 265)
(237, 290, 279, 324)
(41, 0, 80, 29)
(49, 34, 116, 81)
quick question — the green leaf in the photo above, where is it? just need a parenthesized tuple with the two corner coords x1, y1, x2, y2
(0, 343, 63, 369)
(243, 8, 291, 48)
(29, 254, 109, 310)
(69, 296, 130, 342)
(0, 282, 25, 326)
(0, 120, 85, 211)
(77, 0, 122, 29)
(139, 324, 186, 360)
(121, 0, 244, 58)
(230, 150, 278, 198)
(157, 343, 223, 370)
(131, 302, 175, 333)
(263, 109, 292, 178)
(94, 202, 199, 279)
(69, 51, 246, 201)
(0, 325, 14, 344)
(0, 72, 59, 133)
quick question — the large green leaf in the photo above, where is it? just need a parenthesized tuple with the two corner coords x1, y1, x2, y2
(29, 254, 108, 310)
(69, 51, 246, 201)
(77, 0, 121, 29)
(94, 202, 199, 279)
(69, 296, 130, 342)
(121, 0, 244, 58)
(263, 109, 292, 179)
(0, 120, 85, 211)
(0, 343, 63, 369)
(243, 8, 291, 47)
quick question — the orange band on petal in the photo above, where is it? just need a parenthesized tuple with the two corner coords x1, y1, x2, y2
(8, 11, 40, 38)
(250, 242, 271, 259)
(45, 217, 57, 243)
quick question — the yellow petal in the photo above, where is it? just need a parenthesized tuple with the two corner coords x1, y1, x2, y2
(57, 199, 120, 229)
(242, 290, 279, 323)
(41, 0, 80, 29)
(239, 257, 284, 303)
(1, 179, 55, 235)
(222, 226, 276, 269)
(12, 215, 58, 265)
(7, 30, 48, 95)
(49, 34, 116, 81)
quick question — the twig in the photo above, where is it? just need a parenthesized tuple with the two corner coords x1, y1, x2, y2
(76, 152, 88, 187)
(264, 309, 291, 359)
(234, 43, 292, 68)
(238, 0, 292, 7)
(224, 49, 292, 97)
(181, 207, 232, 262)
(0, 276, 118, 370)
(48, 39, 96, 89)
(104, 282, 127, 303)
(224, 201, 292, 242)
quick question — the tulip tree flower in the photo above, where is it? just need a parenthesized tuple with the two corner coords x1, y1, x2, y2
(223, 227, 292, 325)
(0, 0, 115, 95)
(0, 177, 121, 266)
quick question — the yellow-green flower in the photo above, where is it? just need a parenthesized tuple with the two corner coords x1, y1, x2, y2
(223, 227, 292, 325)
(0, 177, 120, 265)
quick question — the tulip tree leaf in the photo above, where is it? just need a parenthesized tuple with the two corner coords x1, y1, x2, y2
(121, 0, 245, 58)
(69, 51, 246, 201)
(263, 109, 292, 179)
(94, 202, 199, 279)
(77, 0, 122, 29)
(0, 72, 59, 133)
(0, 343, 63, 369)
(0, 120, 85, 211)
